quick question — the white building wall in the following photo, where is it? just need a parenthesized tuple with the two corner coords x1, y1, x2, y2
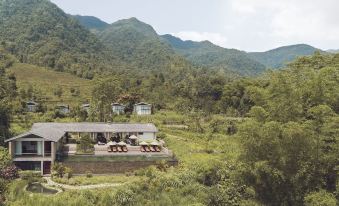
(112, 106, 125, 115)
(138, 132, 156, 141)
(135, 105, 151, 115)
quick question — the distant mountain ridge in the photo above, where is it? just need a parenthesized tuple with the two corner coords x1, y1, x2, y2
(96, 17, 188, 71)
(248, 44, 322, 69)
(326, 49, 339, 54)
(72, 15, 109, 32)
(161, 34, 266, 76)
(0, 1, 325, 77)
(74, 14, 324, 75)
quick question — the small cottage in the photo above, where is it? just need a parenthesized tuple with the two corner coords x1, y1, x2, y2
(56, 104, 70, 114)
(26, 101, 39, 112)
(134, 102, 152, 115)
(111, 103, 125, 115)
(81, 103, 90, 113)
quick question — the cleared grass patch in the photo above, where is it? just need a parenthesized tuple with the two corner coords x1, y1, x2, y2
(9, 63, 92, 107)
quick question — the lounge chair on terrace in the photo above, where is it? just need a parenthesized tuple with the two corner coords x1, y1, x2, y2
(150, 146, 156, 152)
(155, 146, 161, 152)
(145, 146, 151, 152)
(98, 141, 106, 145)
(122, 146, 128, 152)
(112, 145, 118, 152)
(117, 146, 123, 152)
(107, 146, 112, 152)
(140, 146, 146, 152)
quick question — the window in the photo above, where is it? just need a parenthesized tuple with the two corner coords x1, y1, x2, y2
(138, 132, 143, 135)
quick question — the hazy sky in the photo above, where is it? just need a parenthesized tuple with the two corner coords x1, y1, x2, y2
(51, 0, 339, 52)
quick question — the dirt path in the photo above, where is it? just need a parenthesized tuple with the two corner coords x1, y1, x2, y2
(44, 177, 122, 190)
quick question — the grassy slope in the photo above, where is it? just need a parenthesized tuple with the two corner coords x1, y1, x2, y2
(9, 63, 92, 106)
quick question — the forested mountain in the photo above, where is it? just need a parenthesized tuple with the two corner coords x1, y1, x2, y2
(72, 15, 109, 33)
(97, 18, 189, 71)
(161, 34, 266, 76)
(326, 49, 339, 54)
(0, 0, 128, 79)
(248, 44, 321, 69)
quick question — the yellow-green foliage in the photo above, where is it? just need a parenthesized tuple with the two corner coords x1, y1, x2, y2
(9, 63, 92, 107)
(53, 174, 140, 186)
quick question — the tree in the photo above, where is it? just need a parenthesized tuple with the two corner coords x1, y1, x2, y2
(0, 66, 17, 144)
(117, 93, 141, 114)
(51, 163, 66, 178)
(78, 134, 94, 153)
(90, 76, 122, 121)
(304, 190, 337, 206)
(238, 53, 339, 205)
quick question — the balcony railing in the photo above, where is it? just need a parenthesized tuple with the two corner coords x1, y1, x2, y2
(15, 152, 52, 157)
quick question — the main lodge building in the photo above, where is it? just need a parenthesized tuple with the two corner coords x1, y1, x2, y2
(5, 122, 163, 175)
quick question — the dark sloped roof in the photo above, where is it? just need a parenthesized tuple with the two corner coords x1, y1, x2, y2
(111, 103, 125, 106)
(5, 127, 65, 142)
(134, 102, 151, 106)
(6, 122, 158, 142)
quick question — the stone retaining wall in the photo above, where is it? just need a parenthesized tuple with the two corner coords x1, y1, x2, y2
(61, 160, 178, 174)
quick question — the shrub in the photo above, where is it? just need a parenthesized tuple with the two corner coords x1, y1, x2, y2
(19, 170, 42, 183)
(157, 132, 167, 140)
(304, 190, 337, 206)
(86, 171, 93, 178)
(0, 165, 19, 180)
(51, 163, 71, 178)
(67, 138, 77, 144)
(156, 160, 169, 172)
(78, 134, 94, 153)
(64, 167, 73, 179)
(113, 187, 136, 206)
(0, 178, 8, 204)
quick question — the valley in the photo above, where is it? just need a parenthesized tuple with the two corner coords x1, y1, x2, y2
(0, 0, 337, 206)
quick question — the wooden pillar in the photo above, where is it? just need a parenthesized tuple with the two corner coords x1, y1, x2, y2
(8, 142, 14, 158)
(40, 161, 44, 176)
(42, 140, 45, 157)
(51, 142, 56, 163)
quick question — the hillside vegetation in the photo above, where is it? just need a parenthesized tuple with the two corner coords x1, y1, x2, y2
(9, 63, 92, 106)
(248, 44, 321, 68)
(161, 34, 266, 76)
(0, 1, 337, 205)
(72, 15, 109, 33)
(0, 0, 124, 78)
(97, 18, 189, 72)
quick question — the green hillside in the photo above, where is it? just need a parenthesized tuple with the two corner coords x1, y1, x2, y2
(9, 63, 92, 106)
(0, 0, 125, 78)
(97, 18, 187, 72)
(248, 44, 321, 68)
(72, 15, 109, 33)
(161, 34, 266, 76)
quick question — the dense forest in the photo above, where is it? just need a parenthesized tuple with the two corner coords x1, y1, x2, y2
(248, 44, 321, 69)
(1, 50, 338, 206)
(0, 0, 338, 205)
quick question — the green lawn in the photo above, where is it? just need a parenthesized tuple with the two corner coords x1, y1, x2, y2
(163, 129, 241, 169)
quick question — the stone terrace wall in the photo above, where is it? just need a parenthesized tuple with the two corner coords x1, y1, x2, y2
(62, 160, 178, 174)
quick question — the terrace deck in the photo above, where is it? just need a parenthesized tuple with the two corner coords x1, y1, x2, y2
(63, 144, 173, 157)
